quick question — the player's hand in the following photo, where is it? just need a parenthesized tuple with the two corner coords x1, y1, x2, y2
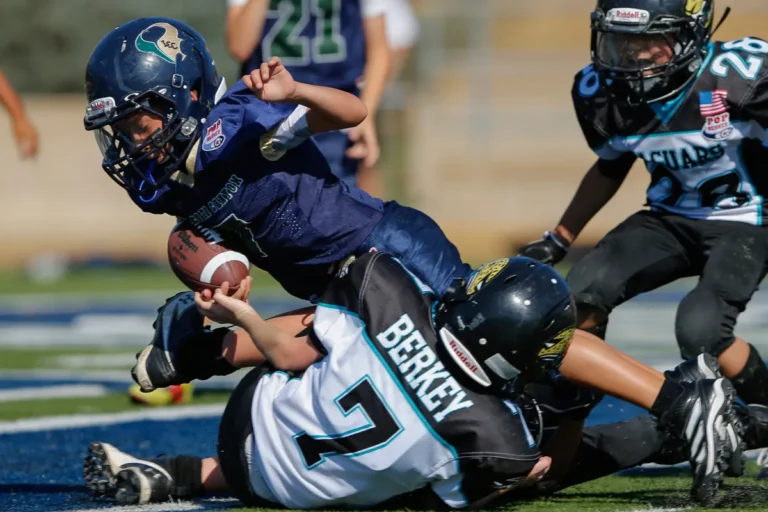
(12, 117, 38, 159)
(194, 277, 256, 326)
(518, 232, 569, 266)
(345, 116, 379, 168)
(243, 57, 297, 103)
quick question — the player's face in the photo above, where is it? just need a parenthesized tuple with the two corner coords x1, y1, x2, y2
(596, 33, 675, 74)
(114, 111, 168, 162)
(112, 90, 200, 164)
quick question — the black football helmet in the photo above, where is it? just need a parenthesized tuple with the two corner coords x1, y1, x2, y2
(591, 0, 716, 104)
(434, 257, 576, 396)
(84, 18, 224, 202)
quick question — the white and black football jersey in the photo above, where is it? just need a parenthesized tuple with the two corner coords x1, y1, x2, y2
(246, 252, 540, 509)
(573, 38, 768, 225)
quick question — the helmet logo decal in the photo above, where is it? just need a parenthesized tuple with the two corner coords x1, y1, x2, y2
(136, 22, 187, 64)
(538, 328, 574, 368)
(685, 0, 704, 17)
(85, 97, 116, 121)
(605, 8, 650, 25)
(439, 327, 492, 388)
(466, 258, 509, 295)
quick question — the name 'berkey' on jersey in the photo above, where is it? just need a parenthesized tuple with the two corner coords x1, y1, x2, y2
(376, 313, 474, 422)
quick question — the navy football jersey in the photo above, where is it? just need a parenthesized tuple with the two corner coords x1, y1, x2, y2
(129, 80, 385, 299)
(231, 0, 386, 92)
(573, 38, 768, 225)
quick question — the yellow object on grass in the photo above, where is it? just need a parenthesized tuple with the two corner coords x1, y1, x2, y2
(128, 383, 194, 406)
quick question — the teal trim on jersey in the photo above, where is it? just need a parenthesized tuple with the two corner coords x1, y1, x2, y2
(648, 43, 715, 124)
(394, 257, 434, 296)
(271, 370, 300, 382)
(619, 122, 752, 143)
(314, 302, 467, 506)
(291, 374, 405, 470)
(503, 400, 536, 448)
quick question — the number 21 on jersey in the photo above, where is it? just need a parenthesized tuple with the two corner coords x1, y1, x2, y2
(711, 38, 768, 80)
(263, 0, 347, 65)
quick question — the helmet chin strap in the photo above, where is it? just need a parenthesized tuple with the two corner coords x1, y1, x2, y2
(181, 140, 200, 180)
(178, 77, 227, 180)
(214, 77, 228, 104)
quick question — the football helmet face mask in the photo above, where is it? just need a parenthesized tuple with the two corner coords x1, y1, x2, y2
(84, 18, 223, 202)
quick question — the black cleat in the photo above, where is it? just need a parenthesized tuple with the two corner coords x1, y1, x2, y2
(132, 292, 203, 392)
(83, 442, 173, 505)
(665, 354, 745, 477)
(657, 378, 740, 504)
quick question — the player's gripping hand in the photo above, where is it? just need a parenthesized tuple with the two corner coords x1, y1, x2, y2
(518, 231, 569, 266)
(194, 277, 255, 326)
(243, 56, 297, 103)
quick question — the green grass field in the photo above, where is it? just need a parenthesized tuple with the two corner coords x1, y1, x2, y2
(220, 467, 768, 512)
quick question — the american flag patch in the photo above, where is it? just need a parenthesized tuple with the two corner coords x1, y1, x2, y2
(700, 90, 728, 116)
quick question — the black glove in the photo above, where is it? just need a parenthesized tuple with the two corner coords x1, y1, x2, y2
(518, 231, 569, 265)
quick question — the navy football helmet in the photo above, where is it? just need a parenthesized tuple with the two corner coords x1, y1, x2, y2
(591, 0, 719, 104)
(84, 18, 223, 200)
(434, 257, 577, 396)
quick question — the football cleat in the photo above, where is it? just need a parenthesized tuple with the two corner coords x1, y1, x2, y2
(83, 442, 173, 505)
(665, 354, 745, 477)
(657, 378, 740, 504)
(131, 292, 204, 392)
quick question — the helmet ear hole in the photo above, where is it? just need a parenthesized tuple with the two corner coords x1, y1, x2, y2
(503, 274, 517, 284)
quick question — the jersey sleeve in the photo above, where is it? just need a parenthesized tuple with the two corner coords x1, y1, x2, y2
(571, 66, 625, 161)
(740, 74, 768, 129)
(361, 0, 388, 18)
(227, 0, 247, 6)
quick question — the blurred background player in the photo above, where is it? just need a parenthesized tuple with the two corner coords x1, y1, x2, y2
(356, 0, 419, 197)
(520, 0, 768, 411)
(225, 0, 391, 189)
(0, 69, 38, 159)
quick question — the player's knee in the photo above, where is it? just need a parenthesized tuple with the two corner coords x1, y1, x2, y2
(576, 304, 609, 340)
(675, 289, 735, 359)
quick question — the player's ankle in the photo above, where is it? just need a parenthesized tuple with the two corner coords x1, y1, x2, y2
(731, 344, 768, 405)
(177, 327, 237, 380)
(650, 378, 688, 427)
(152, 455, 204, 498)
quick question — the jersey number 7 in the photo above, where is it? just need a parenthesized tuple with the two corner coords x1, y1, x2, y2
(293, 376, 404, 469)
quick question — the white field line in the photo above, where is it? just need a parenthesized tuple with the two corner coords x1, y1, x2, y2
(0, 403, 225, 434)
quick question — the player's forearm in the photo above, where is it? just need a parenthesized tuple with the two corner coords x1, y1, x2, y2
(553, 160, 629, 244)
(359, 16, 391, 116)
(290, 82, 368, 133)
(239, 311, 319, 370)
(226, 0, 270, 63)
(0, 71, 28, 122)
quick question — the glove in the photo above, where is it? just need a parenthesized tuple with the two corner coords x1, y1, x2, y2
(518, 231, 569, 265)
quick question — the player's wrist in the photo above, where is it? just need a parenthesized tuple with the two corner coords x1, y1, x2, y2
(544, 230, 571, 251)
(286, 82, 310, 105)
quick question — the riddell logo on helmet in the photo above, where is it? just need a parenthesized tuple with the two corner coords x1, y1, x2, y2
(439, 328, 493, 388)
(606, 8, 650, 25)
(449, 339, 479, 373)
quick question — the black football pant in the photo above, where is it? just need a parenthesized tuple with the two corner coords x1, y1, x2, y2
(567, 210, 768, 360)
